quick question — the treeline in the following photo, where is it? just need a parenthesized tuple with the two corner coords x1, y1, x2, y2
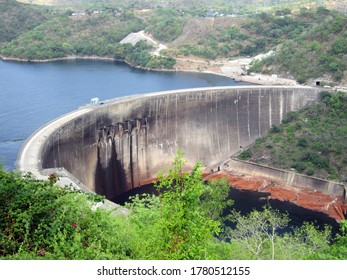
(1, 153, 346, 260)
(239, 91, 347, 182)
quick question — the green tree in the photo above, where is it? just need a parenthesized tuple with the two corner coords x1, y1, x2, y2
(227, 205, 289, 260)
(313, 220, 347, 260)
(275, 222, 331, 259)
(123, 151, 232, 260)
(331, 37, 347, 55)
(153, 150, 228, 259)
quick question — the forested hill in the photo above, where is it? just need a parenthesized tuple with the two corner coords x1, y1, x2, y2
(0, 0, 175, 69)
(249, 7, 347, 83)
(1, 0, 346, 84)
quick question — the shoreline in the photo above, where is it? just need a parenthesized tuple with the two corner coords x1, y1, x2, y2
(0, 54, 293, 86)
(0, 54, 236, 77)
(0, 55, 119, 63)
(3, 54, 346, 88)
(0, 54, 150, 73)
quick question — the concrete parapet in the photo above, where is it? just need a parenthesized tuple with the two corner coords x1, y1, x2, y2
(225, 159, 346, 200)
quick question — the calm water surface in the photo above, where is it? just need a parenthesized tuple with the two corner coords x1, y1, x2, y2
(0, 59, 247, 170)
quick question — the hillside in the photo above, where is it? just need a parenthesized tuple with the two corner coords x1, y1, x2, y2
(0, 0, 52, 43)
(249, 7, 347, 84)
(0, 12, 144, 59)
(238, 91, 347, 183)
(160, 7, 346, 84)
(0, 1, 346, 85)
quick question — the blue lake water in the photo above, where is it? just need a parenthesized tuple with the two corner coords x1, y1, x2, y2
(0, 59, 247, 170)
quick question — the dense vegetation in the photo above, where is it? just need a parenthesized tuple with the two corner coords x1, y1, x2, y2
(0, 13, 141, 59)
(145, 8, 186, 42)
(238, 91, 347, 182)
(1, 152, 346, 260)
(249, 7, 347, 83)
(0, 0, 52, 43)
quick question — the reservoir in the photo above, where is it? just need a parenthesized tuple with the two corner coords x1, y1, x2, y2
(0, 59, 245, 170)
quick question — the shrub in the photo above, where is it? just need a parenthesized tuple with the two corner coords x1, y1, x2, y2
(239, 149, 252, 160)
(305, 169, 314, 176)
(270, 125, 282, 133)
(283, 112, 299, 124)
(291, 162, 306, 172)
(297, 137, 308, 148)
(266, 141, 274, 149)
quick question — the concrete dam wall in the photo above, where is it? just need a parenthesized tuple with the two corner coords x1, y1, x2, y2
(21, 86, 320, 201)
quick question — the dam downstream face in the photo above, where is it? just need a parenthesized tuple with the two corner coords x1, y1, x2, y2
(40, 86, 320, 201)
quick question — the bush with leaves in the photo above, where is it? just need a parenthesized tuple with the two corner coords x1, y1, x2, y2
(0, 169, 131, 259)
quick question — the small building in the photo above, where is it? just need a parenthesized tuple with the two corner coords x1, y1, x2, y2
(90, 97, 100, 105)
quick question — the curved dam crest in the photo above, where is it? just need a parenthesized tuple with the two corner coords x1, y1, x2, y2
(18, 86, 321, 202)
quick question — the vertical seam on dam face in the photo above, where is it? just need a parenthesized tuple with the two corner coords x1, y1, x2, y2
(279, 90, 284, 122)
(258, 92, 261, 137)
(247, 91, 251, 143)
(21, 86, 321, 201)
(269, 92, 272, 128)
(236, 90, 240, 149)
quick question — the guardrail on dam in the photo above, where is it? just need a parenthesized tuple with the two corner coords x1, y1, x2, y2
(18, 86, 322, 202)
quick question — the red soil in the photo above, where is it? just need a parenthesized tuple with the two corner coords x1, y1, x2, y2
(203, 171, 346, 222)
